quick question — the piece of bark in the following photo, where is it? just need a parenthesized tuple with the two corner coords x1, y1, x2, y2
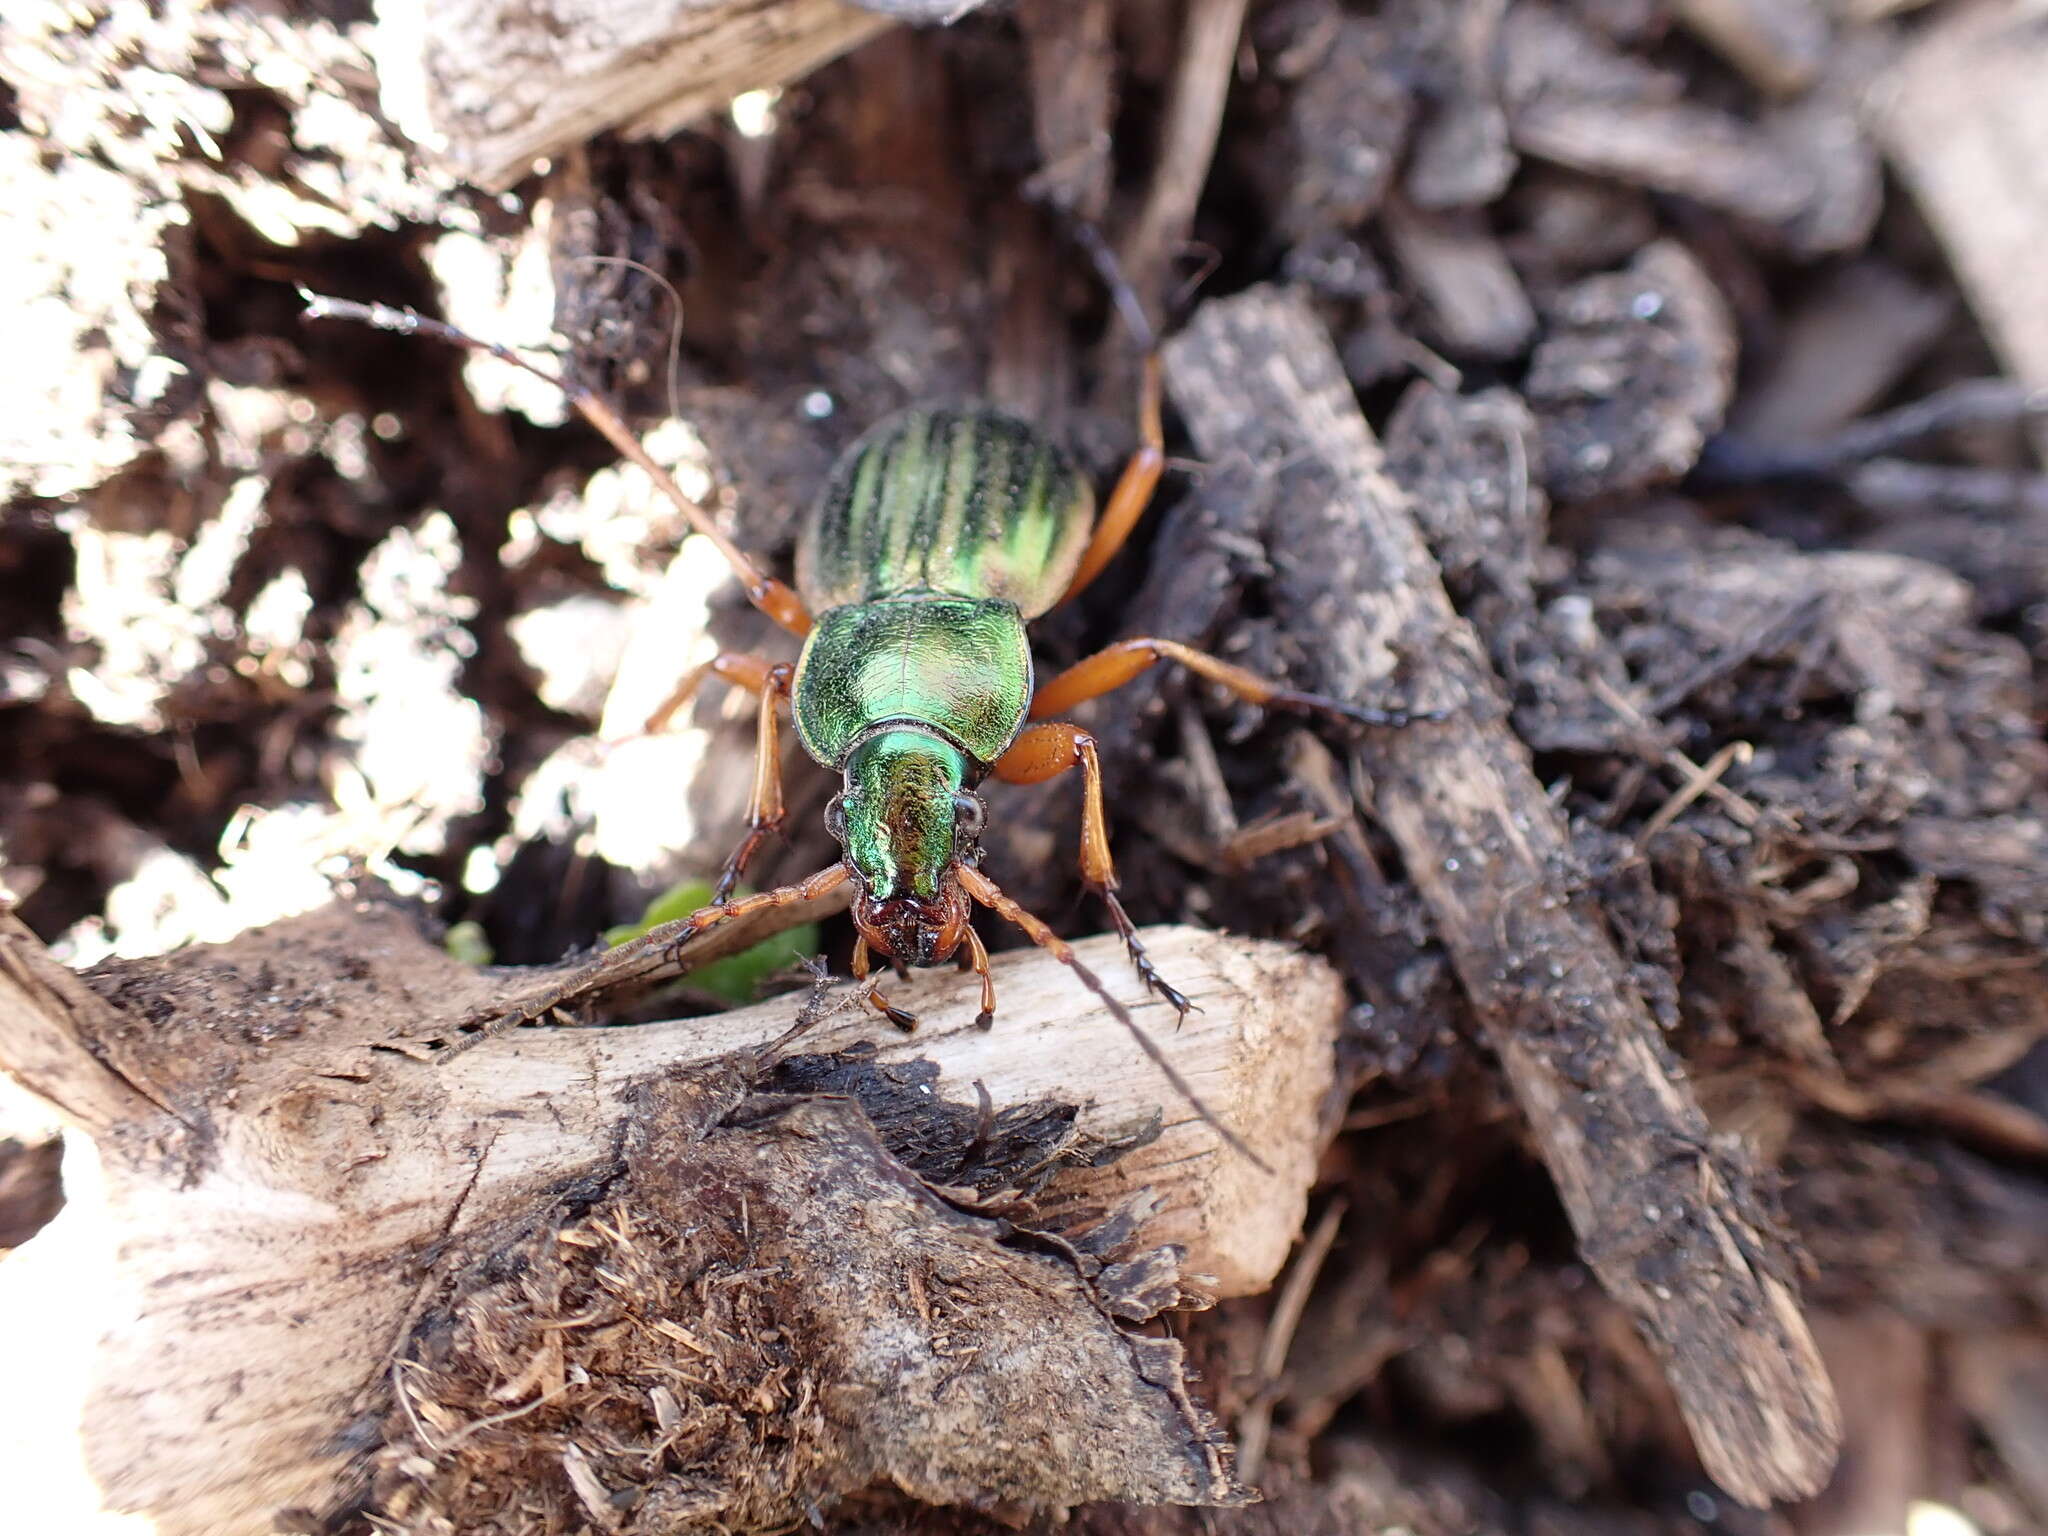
(1274, 12, 1414, 238)
(1727, 260, 1953, 444)
(1762, 39, 1886, 260)
(1525, 240, 1738, 502)
(393, 0, 968, 192)
(1872, 0, 2048, 463)
(1500, 166, 1661, 282)
(1018, 0, 1118, 222)
(1405, 0, 1518, 210)
(1785, 1122, 2048, 1329)
(1163, 285, 1841, 1507)
(1502, 4, 1813, 229)
(1509, 83, 1851, 241)
(1673, 0, 1830, 97)
(0, 1132, 62, 1250)
(0, 903, 1337, 1533)
(1382, 199, 1537, 362)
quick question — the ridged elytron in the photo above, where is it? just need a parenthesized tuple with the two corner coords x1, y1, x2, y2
(307, 294, 1411, 1028)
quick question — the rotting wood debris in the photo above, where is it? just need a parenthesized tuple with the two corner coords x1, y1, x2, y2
(4, 1, 2048, 1534)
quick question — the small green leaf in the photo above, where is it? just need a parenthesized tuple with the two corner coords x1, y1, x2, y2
(605, 878, 819, 1004)
(444, 920, 495, 967)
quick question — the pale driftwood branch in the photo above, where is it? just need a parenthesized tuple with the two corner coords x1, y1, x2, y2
(397, 0, 920, 191)
(0, 914, 167, 1138)
(0, 902, 1336, 1534)
(1162, 286, 1841, 1507)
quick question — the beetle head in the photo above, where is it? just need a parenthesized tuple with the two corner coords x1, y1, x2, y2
(827, 728, 985, 967)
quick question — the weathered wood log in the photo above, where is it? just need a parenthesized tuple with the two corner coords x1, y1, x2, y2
(391, 0, 995, 192)
(1162, 286, 1842, 1507)
(0, 901, 1339, 1534)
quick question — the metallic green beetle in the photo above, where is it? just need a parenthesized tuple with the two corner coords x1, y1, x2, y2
(639, 367, 1413, 1027)
(301, 295, 1408, 1028)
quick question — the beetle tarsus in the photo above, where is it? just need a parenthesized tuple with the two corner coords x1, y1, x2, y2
(1268, 688, 1446, 730)
(871, 991, 919, 1032)
(711, 816, 786, 905)
(1098, 886, 1198, 1022)
(851, 934, 922, 1031)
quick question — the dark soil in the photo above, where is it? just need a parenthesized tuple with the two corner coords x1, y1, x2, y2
(3, 2, 2046, 1533)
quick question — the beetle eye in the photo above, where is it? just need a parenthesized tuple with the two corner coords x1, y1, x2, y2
(952, 793, 986, 838)
(823, 793, 849, 841)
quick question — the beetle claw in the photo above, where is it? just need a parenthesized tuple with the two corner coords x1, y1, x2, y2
(711, 814, 789, 905)
(1134, 950, 1198, 1026)
(1096, 885, 1198, 1021)
(1270, 688, 1446, 730)
(863, 982, 919, 1032)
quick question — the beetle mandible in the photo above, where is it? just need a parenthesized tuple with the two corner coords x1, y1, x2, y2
(305, 294, 1415, 1029)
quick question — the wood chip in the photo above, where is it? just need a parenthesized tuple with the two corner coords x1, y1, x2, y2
(1872, 0, 2048, 461)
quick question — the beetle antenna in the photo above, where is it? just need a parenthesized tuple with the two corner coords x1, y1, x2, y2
(1063, 219, 1158, 356)
(957, 865, 1271, 1172)
(558, 254, 689, 438)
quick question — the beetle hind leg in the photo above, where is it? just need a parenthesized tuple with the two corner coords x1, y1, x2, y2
(711, 662, 796, 904)
(1031, 635, 1436, 730)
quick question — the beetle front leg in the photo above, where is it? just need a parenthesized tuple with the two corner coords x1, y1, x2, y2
(960, 923, 996, 1031)
(992, 721, 1194, 1019)
(630, 651, 783, 738)
(1029, 636, 1429, 729)
(618, 653, 796, 905)
(713, 662, 796, 904)
(649, 861, 850, 961)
